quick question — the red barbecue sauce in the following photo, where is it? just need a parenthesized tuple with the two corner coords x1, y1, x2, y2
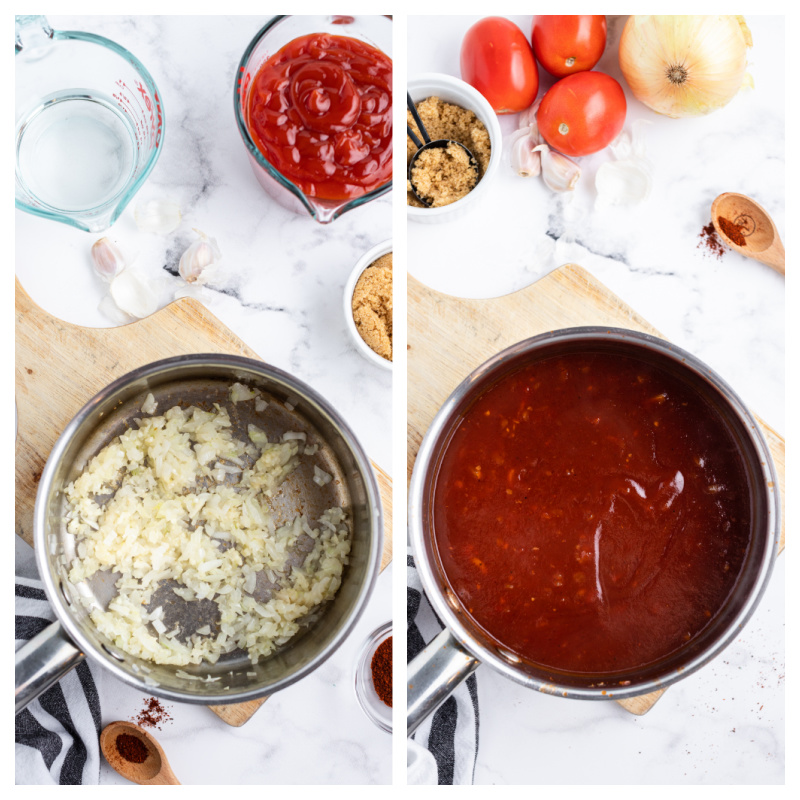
(432, 351, 752, 675)
(245, 33, 392, 201)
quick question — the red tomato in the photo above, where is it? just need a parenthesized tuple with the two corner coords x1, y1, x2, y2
(460, 17, 539, 114)
(537, 72, 626, 157)
(531, 15, 607, 78)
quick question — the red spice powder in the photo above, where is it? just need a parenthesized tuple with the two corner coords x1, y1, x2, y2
(718, 216, 747, 247)
(116, 733, 148, 764)
(133, 697, 172, 730)
(371, 636, 393, 707)
(698, 222, 724, 259)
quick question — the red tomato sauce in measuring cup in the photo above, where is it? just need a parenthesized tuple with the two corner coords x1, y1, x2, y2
(245, 33, 392, 202)
(432, 351, 752, 676)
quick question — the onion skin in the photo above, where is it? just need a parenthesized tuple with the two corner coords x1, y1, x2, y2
(619, 15, 753, 119)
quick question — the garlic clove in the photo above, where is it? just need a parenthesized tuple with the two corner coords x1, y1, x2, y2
(108, 269, 159, 319)
(535, 144, 581, 193)
(134, 199, 182, 234)
(178, 228, 221, 285)
(91, 237, 128, 282)
(509, 128, 542, 177)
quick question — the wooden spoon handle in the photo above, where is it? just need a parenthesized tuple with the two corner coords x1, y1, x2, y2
(143, 770, 181, 785)
(757, 239, 785, 275)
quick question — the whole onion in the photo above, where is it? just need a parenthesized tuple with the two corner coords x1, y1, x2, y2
(619, 15, 753, 118)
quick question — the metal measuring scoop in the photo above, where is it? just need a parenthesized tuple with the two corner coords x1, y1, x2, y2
(407, 93, 479, 207)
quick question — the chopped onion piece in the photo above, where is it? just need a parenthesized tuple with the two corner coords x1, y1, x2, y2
(230, 383, 258, 403)
(141, 393, 158, 415)
(313, 466, 333, 486)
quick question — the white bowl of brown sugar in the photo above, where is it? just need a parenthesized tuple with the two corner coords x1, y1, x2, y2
(407, 73, 502, 223)
(344, 240, 393, 370)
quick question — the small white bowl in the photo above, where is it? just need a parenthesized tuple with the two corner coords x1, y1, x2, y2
(344, 240, 393, 370)
(407, 73, 503, 224)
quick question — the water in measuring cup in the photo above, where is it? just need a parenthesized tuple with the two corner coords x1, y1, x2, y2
(16, 90, 136, 213)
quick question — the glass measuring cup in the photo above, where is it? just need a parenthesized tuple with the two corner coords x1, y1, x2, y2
(234, 15, 392, 225)
(15, 15, 164, 233)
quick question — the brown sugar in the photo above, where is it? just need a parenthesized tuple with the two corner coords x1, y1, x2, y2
(352, 252, 392, 361)
(410, 143, 478, 207)
(407, 97, 491, 208)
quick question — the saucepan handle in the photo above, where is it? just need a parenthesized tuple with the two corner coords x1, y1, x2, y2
(15, 621, 85, 715)
(407, 628, 481, 737)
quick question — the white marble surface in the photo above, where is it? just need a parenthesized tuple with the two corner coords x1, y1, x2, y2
(15, 15, 392, 785)
(408, 15, 785, 785)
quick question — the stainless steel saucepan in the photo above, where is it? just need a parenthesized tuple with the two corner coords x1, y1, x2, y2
(407, 328, 779, 735)
(16, 354, 383, 713)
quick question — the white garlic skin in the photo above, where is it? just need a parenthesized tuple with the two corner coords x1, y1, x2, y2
(518, 98, 541, 137)
(134, 199, 182, 234)
(98, 293, 133, 325)
(108, 269, 159, 319)
(91, 238, 127, 282)
(595, 121, 653, 207)
(595, 160, 651, 206)
(178, 229, 221, 285)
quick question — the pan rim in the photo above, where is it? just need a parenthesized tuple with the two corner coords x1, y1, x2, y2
(408, 326, 780, 701)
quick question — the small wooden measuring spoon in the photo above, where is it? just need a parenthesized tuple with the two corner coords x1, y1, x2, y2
(711, 192, 785, 275)
(100, 720, 181, 785)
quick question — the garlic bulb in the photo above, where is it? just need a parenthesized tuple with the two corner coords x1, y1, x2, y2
(534, 144, 581, 193)
(178, 229, 221, 284)
(91, 238, 127, 282)
(619, 16, 753, 118)
(134, 199, 182, 234)
(109, 269, 159, 319)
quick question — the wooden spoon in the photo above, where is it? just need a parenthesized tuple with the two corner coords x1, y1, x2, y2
(711, 192, 785, 275)
(100, 721, 181, 785)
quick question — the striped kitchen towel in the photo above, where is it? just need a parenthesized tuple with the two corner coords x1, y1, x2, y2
(407, 552, 479, 785)
(15, 574, 102, 785)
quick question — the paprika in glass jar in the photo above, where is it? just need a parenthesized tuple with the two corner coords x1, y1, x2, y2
(245, 33, 392, 201)
(370, 635, 392, 707)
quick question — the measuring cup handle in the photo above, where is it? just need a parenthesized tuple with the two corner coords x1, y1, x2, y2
(15, 621, 85, 715)
(407, 628, 481, 737)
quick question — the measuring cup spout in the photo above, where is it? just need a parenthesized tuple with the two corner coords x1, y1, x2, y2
(15, 16, 54, 60)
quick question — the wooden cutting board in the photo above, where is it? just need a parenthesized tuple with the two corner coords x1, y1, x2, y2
(408, 263, 785, 716)
(15, 278, 393, 727)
